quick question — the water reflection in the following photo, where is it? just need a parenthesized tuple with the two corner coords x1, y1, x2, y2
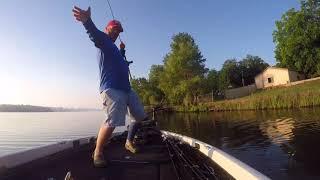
(0, 109, 319, 179)
(158, 108, 320, 180)
(0, 111, 126, 156)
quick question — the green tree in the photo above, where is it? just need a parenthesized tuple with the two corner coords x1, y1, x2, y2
(218, 59, 239, 89)
(148, 65, 165, 105)
(218, 55, 268, 92)
(131, 77, 151, 105)
(131, 77, 164, 105)
(273, 0, 320, 77)
(240, 55, 269, 85)
(149, 65, 164, 86)
(159, 33, 207, 105)
(205, 69, 219, 94)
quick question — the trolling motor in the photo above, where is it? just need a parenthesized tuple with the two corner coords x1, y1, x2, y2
(133, 100, 169, 146)
(134, 108, 162, 146)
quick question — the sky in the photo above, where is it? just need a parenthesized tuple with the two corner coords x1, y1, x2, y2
(0, 0, 300, 108)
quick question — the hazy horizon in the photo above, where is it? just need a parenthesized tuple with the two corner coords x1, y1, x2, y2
(0, 104, 100, 110)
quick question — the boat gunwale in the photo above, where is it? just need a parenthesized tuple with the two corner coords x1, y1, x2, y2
(161, 130, 271, 180)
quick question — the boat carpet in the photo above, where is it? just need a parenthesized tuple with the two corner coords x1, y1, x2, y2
(1, 133, 177, 180)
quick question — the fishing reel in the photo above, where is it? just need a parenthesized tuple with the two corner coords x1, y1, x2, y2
(119, 41, 133, 66)
(119, 40, 133, 80)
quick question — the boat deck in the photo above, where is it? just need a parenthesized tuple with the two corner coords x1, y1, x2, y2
(2, 133, 177, 180)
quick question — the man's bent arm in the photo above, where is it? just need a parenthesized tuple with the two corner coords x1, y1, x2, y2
(83, 18, 106, 48)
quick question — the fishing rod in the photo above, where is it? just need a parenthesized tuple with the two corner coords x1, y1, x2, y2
(164, 137, 217, 180)
(165, 140, 182, 180)
(165, 138, 193, 179)
(105, 0, 133, 80)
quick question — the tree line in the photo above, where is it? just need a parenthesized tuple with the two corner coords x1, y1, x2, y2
(132, 0, 320, 106)
(131, 33, 269, 106)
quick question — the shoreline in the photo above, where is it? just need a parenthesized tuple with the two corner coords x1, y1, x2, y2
(147, 79, 320, 112)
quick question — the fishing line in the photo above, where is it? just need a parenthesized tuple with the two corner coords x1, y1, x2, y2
(106, 0, 122, 42)
(106, 0, 115, 20)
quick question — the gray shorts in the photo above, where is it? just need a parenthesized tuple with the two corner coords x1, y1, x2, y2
(100, 88, 146, 127)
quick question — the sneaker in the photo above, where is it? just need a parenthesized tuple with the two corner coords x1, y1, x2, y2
(92, 153, 107, 168)
(64, 171, 73, 180)
(125, 141, 139, 153)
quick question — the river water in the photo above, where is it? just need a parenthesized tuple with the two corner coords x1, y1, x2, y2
(0, 108, 320, 179)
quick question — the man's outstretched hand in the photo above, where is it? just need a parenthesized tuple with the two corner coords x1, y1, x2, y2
(73, 6, 91, 23)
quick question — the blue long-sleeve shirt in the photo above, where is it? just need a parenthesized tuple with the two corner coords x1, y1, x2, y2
(83, 18, 131, 93)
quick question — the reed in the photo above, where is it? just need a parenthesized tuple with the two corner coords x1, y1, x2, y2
(146, 80, 320, 112)
(206, 80, 320, 111)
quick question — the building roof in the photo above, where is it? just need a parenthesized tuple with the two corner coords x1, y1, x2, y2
(254, 66, 290, 79)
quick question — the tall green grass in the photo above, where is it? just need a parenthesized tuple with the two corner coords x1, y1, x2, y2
(206, 80, 320, 111)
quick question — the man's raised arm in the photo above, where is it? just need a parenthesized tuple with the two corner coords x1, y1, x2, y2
(72, 6, 105, 48)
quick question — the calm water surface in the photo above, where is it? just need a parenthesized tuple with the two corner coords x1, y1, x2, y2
(0, 112, 126, 156)
(0, 108, 320, 179)
(158, 108, 320, 180)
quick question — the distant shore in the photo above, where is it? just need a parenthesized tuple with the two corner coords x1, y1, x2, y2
(0, 104, 100, 112)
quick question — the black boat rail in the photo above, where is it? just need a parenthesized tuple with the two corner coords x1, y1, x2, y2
(164, 136, 219, 180)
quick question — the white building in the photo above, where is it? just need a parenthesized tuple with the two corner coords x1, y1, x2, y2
(255, 67, 305, 89)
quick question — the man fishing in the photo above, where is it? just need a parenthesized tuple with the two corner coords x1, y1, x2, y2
(72, 6, 146, 168)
